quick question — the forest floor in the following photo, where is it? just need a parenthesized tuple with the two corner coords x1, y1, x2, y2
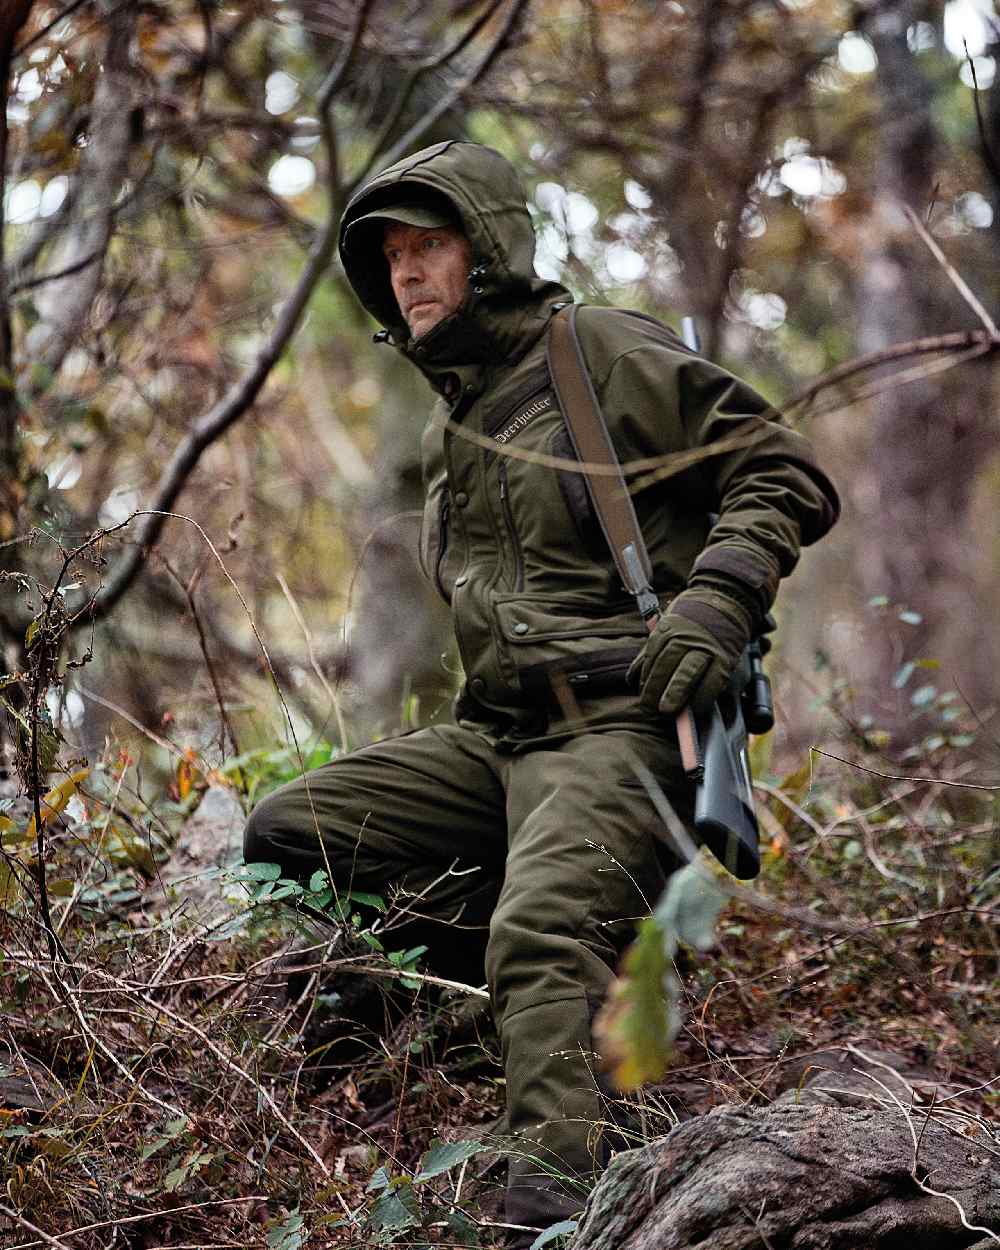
(1, 735, 997, 1249)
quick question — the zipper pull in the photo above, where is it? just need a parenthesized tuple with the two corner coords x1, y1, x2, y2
(499, 462, 508, 499)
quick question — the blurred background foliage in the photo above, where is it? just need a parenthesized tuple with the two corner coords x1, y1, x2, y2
(2, 0, 999, 788)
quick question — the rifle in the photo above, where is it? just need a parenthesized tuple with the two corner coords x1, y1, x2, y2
(677, 316, 773, 880)
(548, 306, 772, 880)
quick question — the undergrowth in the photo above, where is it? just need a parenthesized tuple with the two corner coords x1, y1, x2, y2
(1, 664, 998, 1246)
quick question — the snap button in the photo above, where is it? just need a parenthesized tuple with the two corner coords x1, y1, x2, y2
(470, 677, 486, 694)
(513, 622, 529, 635)
(464, 383, 476, 396)
(454, 491, 469, 507)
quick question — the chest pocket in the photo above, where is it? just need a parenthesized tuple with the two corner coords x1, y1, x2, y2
(484, 369, 601, 547)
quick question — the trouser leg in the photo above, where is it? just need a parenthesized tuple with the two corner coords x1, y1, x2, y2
(243, 725, 507, 982)
(488, 726, 691, 1232)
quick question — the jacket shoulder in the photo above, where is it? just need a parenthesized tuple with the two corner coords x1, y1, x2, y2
(571, 305, 692, 383)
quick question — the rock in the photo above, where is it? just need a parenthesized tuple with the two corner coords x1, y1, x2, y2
(574, 1088, 1000, 1249)
(145, 784, 245, 918)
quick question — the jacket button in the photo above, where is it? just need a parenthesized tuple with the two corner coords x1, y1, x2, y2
(513, 622, 529, 635)
(470, 677, 485, 694)
(454, 491, 470, 507)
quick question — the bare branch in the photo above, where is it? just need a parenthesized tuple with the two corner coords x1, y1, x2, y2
(359, 0, 508, 174)
(359, 0, 530, 185)
(0, 0, 36, 484)
(317, 0, 377, 112)
(12, 0, 89, 58)
(902, 202, 999, 336)
(812, 747, 1000, 793)
(965, 39, 1000, 188)
(89, 202, 342, 621)
(30, 0, 138, 384)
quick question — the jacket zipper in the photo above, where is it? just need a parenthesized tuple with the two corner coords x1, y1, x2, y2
(498, 462, 524, 591)
(434, 496, 451, 602)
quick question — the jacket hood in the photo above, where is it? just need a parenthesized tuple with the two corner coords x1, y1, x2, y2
(338, 141, 570, 385)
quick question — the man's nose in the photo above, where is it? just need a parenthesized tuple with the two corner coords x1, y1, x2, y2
(396, 249, 424, 284)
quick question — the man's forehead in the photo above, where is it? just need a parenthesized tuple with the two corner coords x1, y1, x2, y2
(382, 220, 466, 249)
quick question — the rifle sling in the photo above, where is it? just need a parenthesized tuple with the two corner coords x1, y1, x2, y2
(546, 304, 702, 776)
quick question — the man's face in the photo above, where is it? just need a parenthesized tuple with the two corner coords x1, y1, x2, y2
(383, 222, 473, 340)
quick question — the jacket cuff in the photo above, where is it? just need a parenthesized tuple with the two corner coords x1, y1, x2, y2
(691, 544, 780, 621)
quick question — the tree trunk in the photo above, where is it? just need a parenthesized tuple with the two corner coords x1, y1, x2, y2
(849, 4, 998, 741)
(575, 1059, 1000, 1249)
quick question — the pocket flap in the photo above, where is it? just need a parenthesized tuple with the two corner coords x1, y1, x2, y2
(494, 595, 648, 643)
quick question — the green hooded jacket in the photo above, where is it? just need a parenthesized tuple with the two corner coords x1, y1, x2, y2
(338, 141, 839, 726)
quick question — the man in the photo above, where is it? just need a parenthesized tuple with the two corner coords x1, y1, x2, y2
(244, 140, 838, 1244)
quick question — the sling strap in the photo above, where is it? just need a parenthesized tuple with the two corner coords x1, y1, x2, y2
(546, 303, 702, 777)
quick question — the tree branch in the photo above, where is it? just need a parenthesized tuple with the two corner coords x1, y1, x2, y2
(30, 0, 137, 386)
(356, 0, 530, 186)
(88, 79, 348, 623)
(0, 0, 36, 480)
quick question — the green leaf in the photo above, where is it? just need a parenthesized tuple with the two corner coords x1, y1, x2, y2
(140, 1136, 170, 1162)
(366, 1165, 391, 1192)
(530, 1219, 579, 1248)
(309, 870, 329, 893)
(414, 1138, 486, 1181)
(47, 879, 76, 897)
(348, 890, 386, 911)
(369, 1183, 419, 1235)
(446, 1208, 478, 1242)
(238, 862, 283, 882)
(654, 862, 726, 952)
(164, 1166, 188, 1191)
(268, 883, 303, 901)
(266, 1210, 306, 1250)
(593, 915, 675, 1090)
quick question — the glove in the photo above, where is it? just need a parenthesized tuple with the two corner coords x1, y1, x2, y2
(628, 584, 754, 718)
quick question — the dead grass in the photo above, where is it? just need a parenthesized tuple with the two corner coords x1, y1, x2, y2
(1, 739, 997, 1248)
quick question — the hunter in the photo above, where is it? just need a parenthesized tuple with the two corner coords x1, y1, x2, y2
(244, 140, 839, 1245)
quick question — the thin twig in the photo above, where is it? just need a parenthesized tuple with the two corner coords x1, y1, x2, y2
(316, 0, 376, 111)
(812, 747, 1000, 793)
(4, 1196, 269, 1249)
(965, 40, 1000, 188)
(366, 0, 531, 179)
(860, 1069, 1000, 1245)
(88, 190, 342, 622)
(0, 1204, 72, 1250)
(86, 966, 331, 1176)
(275, 571, 348, 754)
(902, 202, 999, 336)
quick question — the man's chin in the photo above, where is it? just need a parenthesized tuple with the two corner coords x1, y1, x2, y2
(408, 312, 444, 340)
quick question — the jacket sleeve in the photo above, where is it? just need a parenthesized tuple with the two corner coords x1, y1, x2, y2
(679, 356, 839, 607)
(598, 337, 839, 611)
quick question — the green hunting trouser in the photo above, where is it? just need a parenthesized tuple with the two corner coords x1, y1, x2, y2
(243, 711, 691, 1231)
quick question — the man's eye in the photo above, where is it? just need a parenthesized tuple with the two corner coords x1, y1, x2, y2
(423, 236, 442, 249)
